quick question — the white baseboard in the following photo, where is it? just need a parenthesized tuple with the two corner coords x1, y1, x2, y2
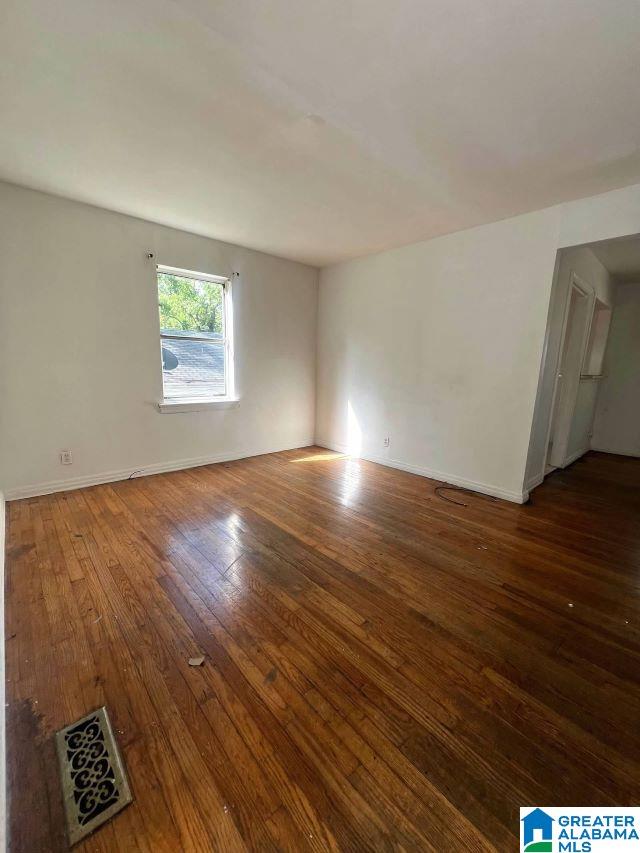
(4, 438, 315, 501)
(563, 446, 590, 467)
(525, 471, 545, 492)
(590, 444, 640, 458)
(522, 443, 638, 493)
(315, 438, 529, 504)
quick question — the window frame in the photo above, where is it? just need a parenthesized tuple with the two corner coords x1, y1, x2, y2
(156, 264, 236, 411)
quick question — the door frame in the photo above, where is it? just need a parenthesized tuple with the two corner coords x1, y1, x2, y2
(543, 271, 594, 473)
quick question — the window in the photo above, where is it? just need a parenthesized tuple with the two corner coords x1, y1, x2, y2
(157, 265, 234, 405)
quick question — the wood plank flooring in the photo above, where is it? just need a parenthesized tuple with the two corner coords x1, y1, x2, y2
(5, 448, 640, 851)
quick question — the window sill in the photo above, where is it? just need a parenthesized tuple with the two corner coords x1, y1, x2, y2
(157, 398, 240, 414)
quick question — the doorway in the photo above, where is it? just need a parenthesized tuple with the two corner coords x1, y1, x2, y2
(526, 235, 640, 495)
(545, 276, 591, 470)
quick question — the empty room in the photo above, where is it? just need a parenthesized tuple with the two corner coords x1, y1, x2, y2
(1, 0, 640, 850)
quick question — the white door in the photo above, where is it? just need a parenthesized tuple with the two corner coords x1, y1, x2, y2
(546, 281, 591, 469)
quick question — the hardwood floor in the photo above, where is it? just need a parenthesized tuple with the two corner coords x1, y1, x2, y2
(5, 448, 640, 851)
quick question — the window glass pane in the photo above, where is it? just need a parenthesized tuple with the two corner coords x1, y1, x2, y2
(158, 273, 224, 336)
(161, 338, 225, 399)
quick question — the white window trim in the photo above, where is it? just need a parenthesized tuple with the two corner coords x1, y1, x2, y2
(156, 264, 236, 411)
(157, 398, 239, 414)
(157, 264, 228, 285)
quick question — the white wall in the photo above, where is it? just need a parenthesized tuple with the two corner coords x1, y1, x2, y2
(317, 181, 640, 502)
(592, 281, 640, 457)
(3, 178, 640, 503)
(0, 491, 4, 853)
(316, 208, 561, 502)
(0, 183, 318, 498)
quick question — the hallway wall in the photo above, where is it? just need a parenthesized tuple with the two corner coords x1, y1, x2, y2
(563, 250, 613, 463)
(592, 281, 640, 457)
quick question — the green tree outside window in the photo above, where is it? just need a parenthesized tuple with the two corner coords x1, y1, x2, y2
(158, 273, 223, 334)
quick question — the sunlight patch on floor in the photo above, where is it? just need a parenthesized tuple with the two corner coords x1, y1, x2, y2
(291, 452, 347, 463)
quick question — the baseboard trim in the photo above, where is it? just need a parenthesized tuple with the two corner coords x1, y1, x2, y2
(525, 472, 545, 492)
(315, 438, 528, 504)
(563, 446, 590, 467)
(590, 445, 640, 459)
(4, 439, 315, 501)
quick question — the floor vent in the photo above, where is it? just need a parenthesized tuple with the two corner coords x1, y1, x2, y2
(56, 706, 132, 845)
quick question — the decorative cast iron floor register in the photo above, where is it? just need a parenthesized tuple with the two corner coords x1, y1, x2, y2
(55, 706, 132, 845)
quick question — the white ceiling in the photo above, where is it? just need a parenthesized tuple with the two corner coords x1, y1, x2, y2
(590, 236, 640, 282)
(2, 0, 640, 266)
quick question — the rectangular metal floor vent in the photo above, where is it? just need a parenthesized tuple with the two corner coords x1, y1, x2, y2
(56, 706, 132, 846)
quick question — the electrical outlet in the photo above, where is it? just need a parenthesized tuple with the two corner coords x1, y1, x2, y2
(60, 450, 73, 465)
(383, 437, 390, 448)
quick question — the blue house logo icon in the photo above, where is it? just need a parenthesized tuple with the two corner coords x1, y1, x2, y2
(521, 808, 554, 852)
